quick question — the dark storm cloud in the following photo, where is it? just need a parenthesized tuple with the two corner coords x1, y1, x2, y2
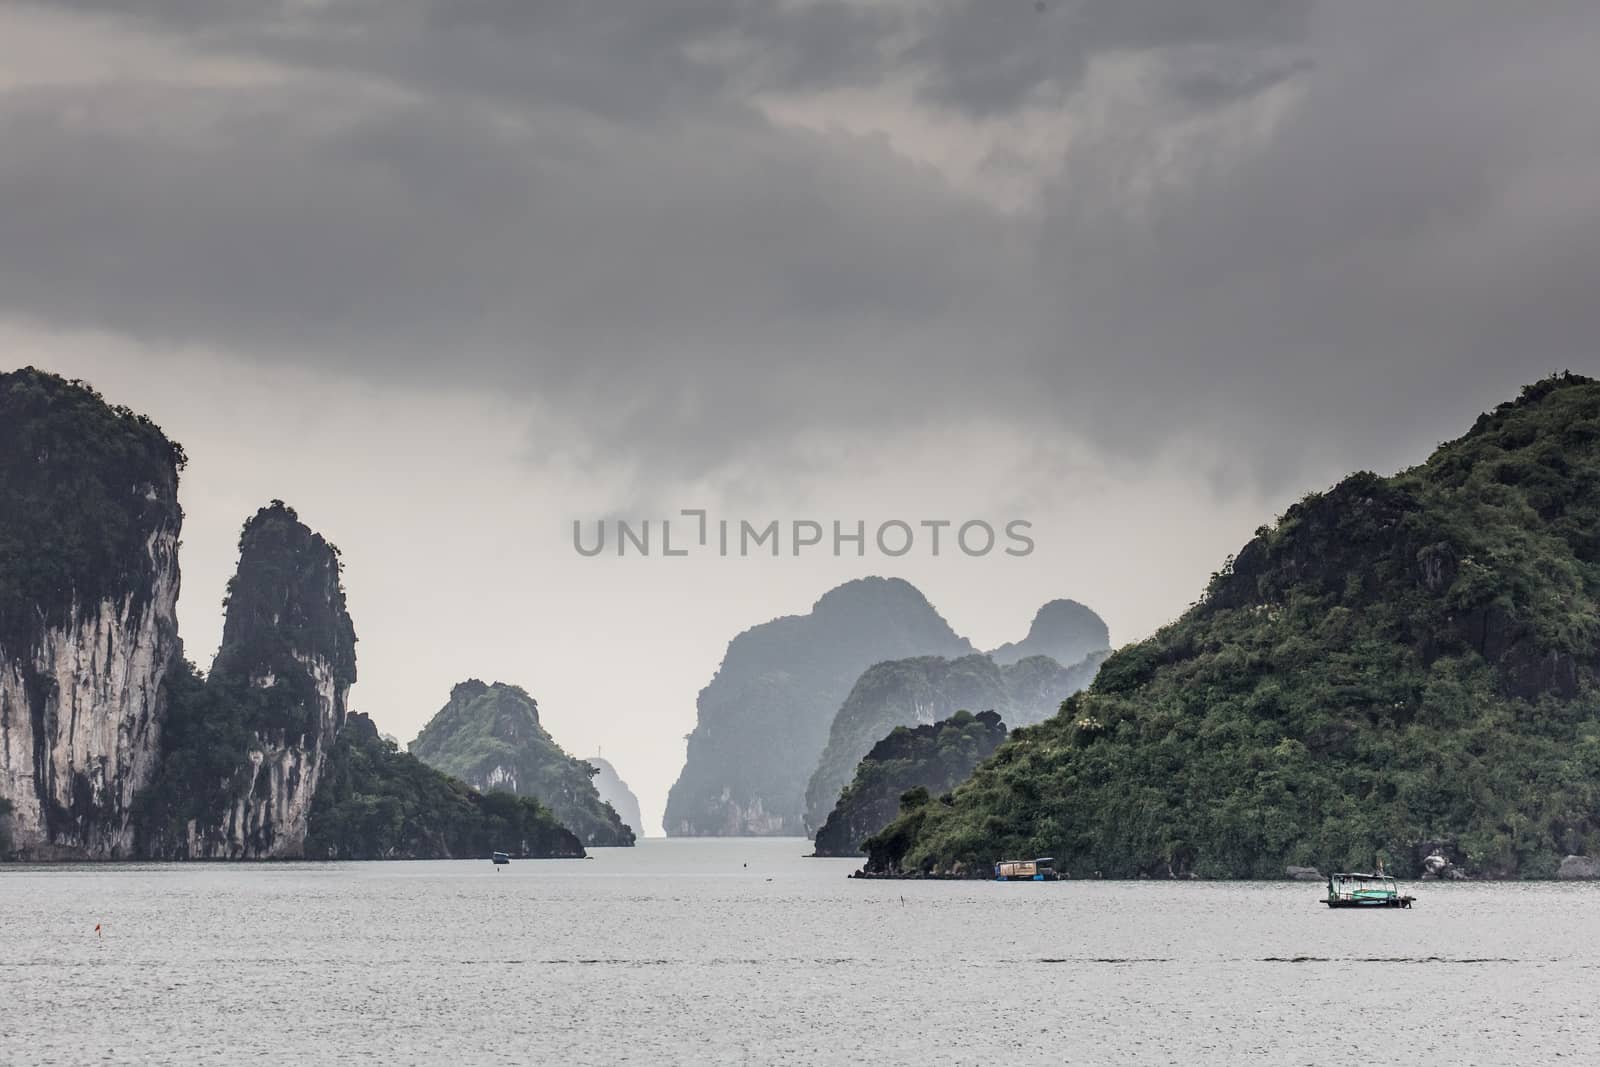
(907, 0, 1313, 115)
(1012, 0, 1600, 478)
(3, 0, 1598, 488)
(52, 0, 901, 118)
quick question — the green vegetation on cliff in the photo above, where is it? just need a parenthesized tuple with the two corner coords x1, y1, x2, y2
(133, 658, 255, 852)
(411, 681, 634, 846)
(1, 367, 185, 855)
(867, 374, 1600, 880)
(0, 367, 183, 650)
(307, 713, 585, 860)
(136, 502, 358, 857)
(814, 710, 1007, 858)
(211, 501, 357, 718)
(0, 372, 583, 862)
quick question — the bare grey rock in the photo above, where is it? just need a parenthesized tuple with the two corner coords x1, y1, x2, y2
(1420, 847, 1470, 881)
(1558, 855, 1600, 880)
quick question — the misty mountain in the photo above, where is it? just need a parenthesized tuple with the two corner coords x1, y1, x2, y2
(988, 599, 1110, 667)
(585, 757, 645, 839)
(664, 577, 974, 836)
(803, 650, 1105, 834)
(813, 710, 1009, 859)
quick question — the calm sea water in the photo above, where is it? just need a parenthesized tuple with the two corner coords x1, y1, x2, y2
(4, 838, 1597, 1065)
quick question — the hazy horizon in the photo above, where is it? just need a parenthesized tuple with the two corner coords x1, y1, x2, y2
(8, 348, 1561, 835)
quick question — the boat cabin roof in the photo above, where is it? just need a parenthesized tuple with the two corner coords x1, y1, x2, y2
(1330, 872, 1393, 882)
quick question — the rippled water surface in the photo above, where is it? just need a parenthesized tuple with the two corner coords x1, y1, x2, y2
(5, 838, 1599, 1064)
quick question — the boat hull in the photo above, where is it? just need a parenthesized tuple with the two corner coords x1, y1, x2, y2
(1325, 897, 1413, 908)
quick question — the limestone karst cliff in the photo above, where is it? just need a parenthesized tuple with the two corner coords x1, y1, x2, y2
(585, 756, 645, 839)
(138, 502, 357, 859)
(0, 368, 586, 863)
(410, 681, 634, 846)
(664, 577, 974, 837)
(0, 369, 185, 859)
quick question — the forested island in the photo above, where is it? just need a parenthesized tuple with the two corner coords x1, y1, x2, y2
(12, 366, 1600, 879)
(410, 680, 635, 847)
(812, 710, 1008, 858)
(805, 650, 1104, 836)
(0, 368, 584, 861)
(865, 373, 1600, 880)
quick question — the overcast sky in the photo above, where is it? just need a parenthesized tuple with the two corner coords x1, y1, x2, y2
(5, 1, 1598, 833)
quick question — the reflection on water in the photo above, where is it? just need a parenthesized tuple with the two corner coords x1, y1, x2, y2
(4, 838, 1597, 1064)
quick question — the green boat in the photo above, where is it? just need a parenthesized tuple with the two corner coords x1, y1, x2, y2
(1324, 872, 1415, 908)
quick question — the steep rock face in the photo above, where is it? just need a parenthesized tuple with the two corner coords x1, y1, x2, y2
(142, 502, 357, 859)
(813, 710, 1008, 858)
(988, 599, 1110, 667)
(665, 577, 974, 837)
(803, 651, 1105, 833)
(410, 681, 634, 846)
(0, 369, 184, 859)
(867, 374, 1600, 880)
(585, 756, 645, 838)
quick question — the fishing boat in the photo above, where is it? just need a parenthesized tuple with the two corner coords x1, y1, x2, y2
(491, 851, 511, 865)
(1324, 872, 1414, 908)
(994, 857, 1060, 881)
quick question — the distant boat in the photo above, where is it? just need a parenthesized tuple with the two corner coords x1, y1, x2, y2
(492, 851, 511, 865)
(994, 857, 1060, 881)
(1324, 872, 1414, 908)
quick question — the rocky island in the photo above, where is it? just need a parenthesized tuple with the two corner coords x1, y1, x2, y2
(0, 367, 185, 858)
(306, 712, 584, 860)
(865, 374, 1600, 880)
(0, 368, 585, 861)
(410, 681, 635, 846)
(803, 648, 1105, 835)
(812, 710, 1008, 858)
(136, 501, 357, 858)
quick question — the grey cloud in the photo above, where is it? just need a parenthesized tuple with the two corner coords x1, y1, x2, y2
(0, 64, 1023, 478)
(1168, 54, 1314, 107)
(1020, 0, 1600, 477)
(57, 1, 1308, 121)
(55, 0, 901, 120)
(906, 0, 1313, 116)
(2, 0, 1599, 495)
